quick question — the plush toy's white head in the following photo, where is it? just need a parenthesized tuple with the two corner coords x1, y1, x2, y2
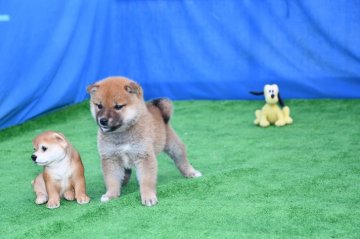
(264, 84, 280, 105)
(31, 131, 68, 166)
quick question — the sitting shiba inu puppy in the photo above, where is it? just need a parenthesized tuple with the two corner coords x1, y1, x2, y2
(87, 76, 202, 206)
(31, 131, 90, 209)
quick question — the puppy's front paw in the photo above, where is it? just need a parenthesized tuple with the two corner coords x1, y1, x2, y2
(35, 195, 48, 205)
(64, 191, 75, 201)
(77, 194, 90, 204)
(47, 199, 60, 209)
(141, 193, 158, 207)
(100, 193, 118, 203)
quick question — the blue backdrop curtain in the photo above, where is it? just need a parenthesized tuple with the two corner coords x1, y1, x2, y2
(0, 0, 360, 129)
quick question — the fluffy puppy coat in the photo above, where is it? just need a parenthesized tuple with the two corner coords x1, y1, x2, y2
(87, 76, 202, 206)
(31, 131, 90, 209)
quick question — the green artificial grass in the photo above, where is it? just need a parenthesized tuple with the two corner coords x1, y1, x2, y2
(0, 99, 359, 238)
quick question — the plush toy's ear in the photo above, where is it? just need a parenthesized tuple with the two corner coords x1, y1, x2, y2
(278, 92, 285, 107)
(272, 84, 279, 91)
(249, 91, 264, 96)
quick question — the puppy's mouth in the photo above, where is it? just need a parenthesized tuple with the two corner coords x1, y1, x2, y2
(96, 116, 123, 133)
(99, 125, 121, 133)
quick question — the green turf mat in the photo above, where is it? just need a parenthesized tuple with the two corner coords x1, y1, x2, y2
(0, 100, 359, 238)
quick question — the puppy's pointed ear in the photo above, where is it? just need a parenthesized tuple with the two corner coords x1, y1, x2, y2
(249, 91, 264, 96)
(125, 81, 142, 97)
(53, 132, 68, 148)
(278, 92, 285, 107)
(87, 84, 99, 95)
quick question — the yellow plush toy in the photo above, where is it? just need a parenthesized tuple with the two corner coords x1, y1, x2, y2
(250, 84, 293, 127)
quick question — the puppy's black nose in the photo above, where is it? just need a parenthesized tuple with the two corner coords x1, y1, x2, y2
(271, 94, 275, 99)
(31, 154, 37, 161)
(99, 118, 109, 126)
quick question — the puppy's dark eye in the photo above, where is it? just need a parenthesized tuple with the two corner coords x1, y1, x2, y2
(114, 104, 124, 110)
(96, 103, 103, 110)
(41, 146, 47, 152)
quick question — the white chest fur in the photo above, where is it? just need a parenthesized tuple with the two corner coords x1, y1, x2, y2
(99, 142, 135, 168)
(47, 157, 72, 194)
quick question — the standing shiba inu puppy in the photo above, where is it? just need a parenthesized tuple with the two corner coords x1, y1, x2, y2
(31, 131, 90, 209)
(87, 76, 202, 206)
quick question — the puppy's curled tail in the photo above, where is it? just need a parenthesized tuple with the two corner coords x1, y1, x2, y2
(151, 98, 173, 124)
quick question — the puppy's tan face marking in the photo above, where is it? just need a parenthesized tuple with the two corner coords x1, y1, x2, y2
(264, 84, 279, 104)
(32, 132, 68, 166)
(87, 77, 143, 132)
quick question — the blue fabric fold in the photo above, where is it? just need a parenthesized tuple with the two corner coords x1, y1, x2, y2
(0, 0, 359, 129)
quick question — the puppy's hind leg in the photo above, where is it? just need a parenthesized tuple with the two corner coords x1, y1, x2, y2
(32, 173, 48, 205)
(164, 127, 202, 178)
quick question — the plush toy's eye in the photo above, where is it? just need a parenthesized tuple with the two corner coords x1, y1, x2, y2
(41, 146, 47, 152)
(96, 103, 103, 110)
(114, 104, 124, 110)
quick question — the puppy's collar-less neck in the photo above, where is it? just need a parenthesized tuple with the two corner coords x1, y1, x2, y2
(45, 152, 71, 170)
